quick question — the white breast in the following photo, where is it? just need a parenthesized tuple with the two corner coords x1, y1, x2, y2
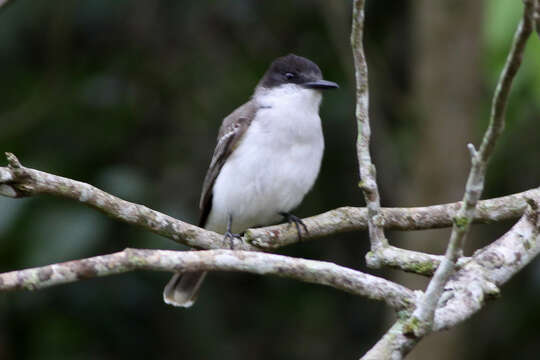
(206, 85, 325, 233)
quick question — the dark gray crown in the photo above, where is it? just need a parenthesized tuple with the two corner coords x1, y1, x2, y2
(259, 54, 324, 89)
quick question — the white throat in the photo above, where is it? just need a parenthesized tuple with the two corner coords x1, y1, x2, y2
(255, 84, 323, 113)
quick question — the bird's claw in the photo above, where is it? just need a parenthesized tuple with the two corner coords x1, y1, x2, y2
(279, 212, 308, 241)
(224, 231, 242, 249)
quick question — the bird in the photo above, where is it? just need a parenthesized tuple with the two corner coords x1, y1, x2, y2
(163, 54, 339, 307)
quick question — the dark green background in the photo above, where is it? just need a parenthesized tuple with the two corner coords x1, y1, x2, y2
(1, 1, 539, 359)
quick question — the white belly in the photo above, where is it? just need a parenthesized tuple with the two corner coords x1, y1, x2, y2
(206, 86, 324, 234)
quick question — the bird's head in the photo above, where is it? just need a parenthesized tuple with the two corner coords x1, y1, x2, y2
(258, 54, 339, 91)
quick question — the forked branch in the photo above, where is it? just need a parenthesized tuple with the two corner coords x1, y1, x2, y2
(2, 153, 537, 279)
(410, 0, 537, 337)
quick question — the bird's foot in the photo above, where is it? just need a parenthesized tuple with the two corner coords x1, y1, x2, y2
(279, 212, 308, 241)
(224, 231, 243, 249)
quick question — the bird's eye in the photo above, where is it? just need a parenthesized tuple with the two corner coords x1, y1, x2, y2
(285, 72, 295, 80)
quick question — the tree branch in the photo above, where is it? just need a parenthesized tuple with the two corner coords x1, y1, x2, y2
(0, 0, 537, 358)
(361, 321, 417, 360)
(362, 203, 540, 359)
(0, 248, 417, 311)
(434, 201, 540, 330)
(246, 188, 538, 249)
(369, 245, 447, 276)
(1, 152, 537, 276)
(351, 0, 388, 251)
(0, 153, 256, 251)
(408, 0, 536, 339)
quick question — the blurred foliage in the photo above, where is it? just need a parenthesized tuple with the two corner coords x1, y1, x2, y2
(0, 1, 538, 359)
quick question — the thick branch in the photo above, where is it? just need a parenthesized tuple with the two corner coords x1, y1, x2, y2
(0, 249, 416, 310)
(368, 246, 446, 277)
(361, 321, 417, 360)
(0, 153, 256, 251)
(1, 153, 537, 265)
(351, 0, 387, 251)
(362, 204, 540, 359)
(434, 203, 540, 329)
(409, 0, 536, 339)
(246, 188, 538, 249)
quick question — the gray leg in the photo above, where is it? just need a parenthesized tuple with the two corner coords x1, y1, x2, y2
(223, 214, 242, 249)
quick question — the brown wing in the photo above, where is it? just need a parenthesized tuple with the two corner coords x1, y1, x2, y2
(198, 100, 256, 228)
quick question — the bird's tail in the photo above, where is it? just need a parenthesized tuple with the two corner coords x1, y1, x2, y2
(163, 271, 207, 307)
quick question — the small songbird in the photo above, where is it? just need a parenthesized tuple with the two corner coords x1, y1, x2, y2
(163, 54, 339, 307)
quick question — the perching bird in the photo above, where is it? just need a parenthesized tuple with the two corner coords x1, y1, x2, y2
(163, 54, 338, 307)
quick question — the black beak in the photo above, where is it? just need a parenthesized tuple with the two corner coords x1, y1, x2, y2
(302, 79, 339, 90)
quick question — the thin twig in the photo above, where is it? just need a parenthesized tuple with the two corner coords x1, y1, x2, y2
(408, 0, 536, 338)
(0, 249, 416, 310)
(351, 0, 388, 251)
